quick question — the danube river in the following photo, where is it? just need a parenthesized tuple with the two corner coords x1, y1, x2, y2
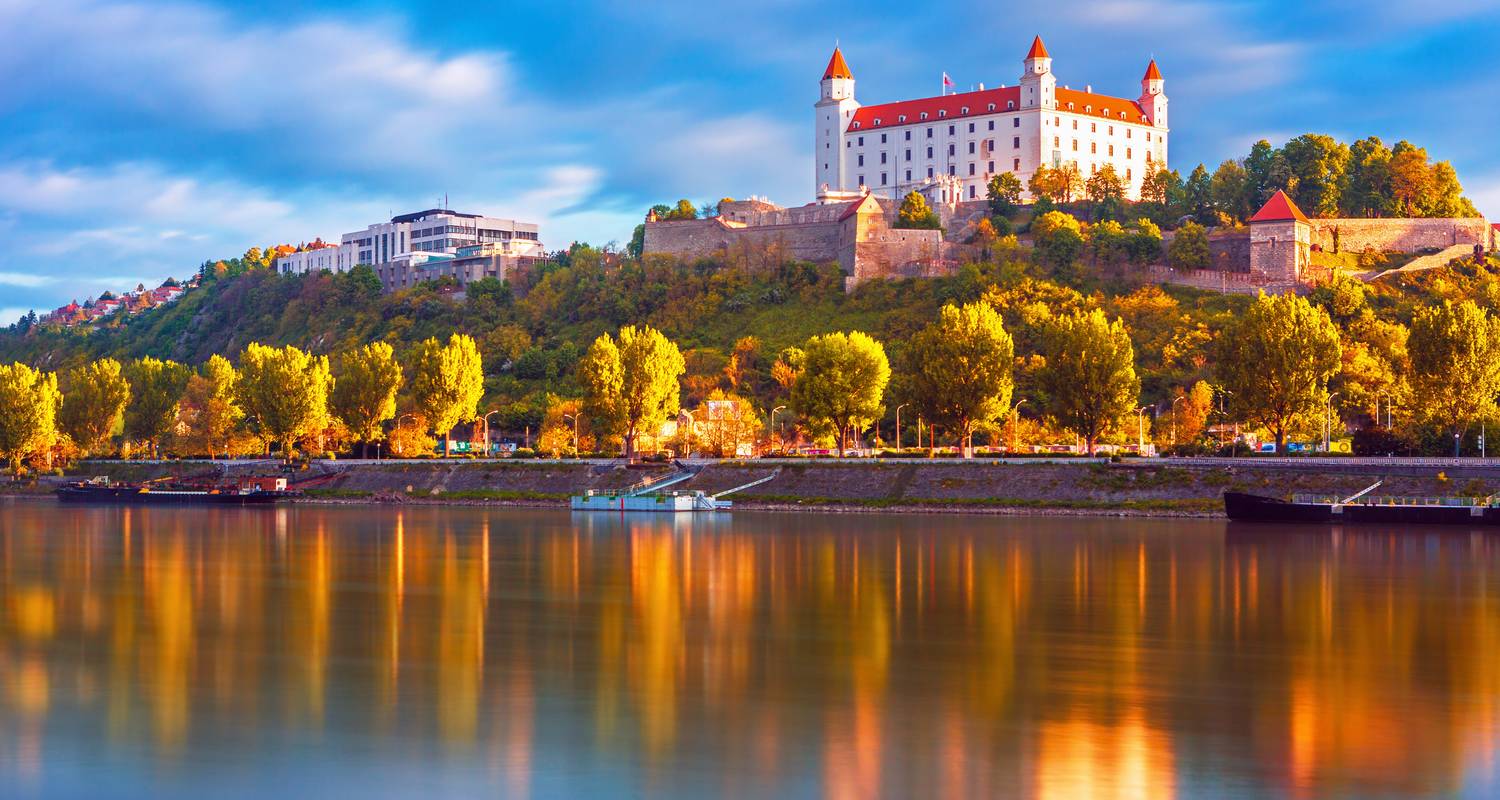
(3, 502, 1500, 798)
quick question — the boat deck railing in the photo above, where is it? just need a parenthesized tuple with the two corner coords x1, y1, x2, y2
(1292, 494, 1500, 507)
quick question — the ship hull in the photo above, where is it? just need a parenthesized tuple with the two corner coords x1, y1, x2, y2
(55, 486, 296, 505)
(1224, 491, 1500, 526)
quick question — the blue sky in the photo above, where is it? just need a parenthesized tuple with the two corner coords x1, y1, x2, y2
(2, 0, 1498, 322)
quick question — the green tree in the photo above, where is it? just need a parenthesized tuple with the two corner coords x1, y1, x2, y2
(236, 343, 333, 460)
(178, 355, 243, 459)
(1036, 309, 1139, 455)
(1407, 300, 1500, 455)
(1282, 133, 1349, 217)
(664, 199, 698, 220)
(124, 357, 191, 458)
(1032, 210, 1085, 267)
(1088, 220, 1130, 267)
(987, 172, 1024, 217)
(58, 358, 130, 455)
(790, 331, 891, 456)
(1167, 221, 1210, 270)
(908, 302, 1015, 457)
(1209, 160, 1252, 222)
(579, 325, 686, 460)
(1126, 218, 1164, 264)
(410, 333, 485, 455)
(627, 223, 646, 258)
(1215, 292, 1342, 452)
(895, 191, 942, 230)
(1340, 136, 1393, 217)
(0, 363, 60, 474)
(1184, 163, 1214, 221)
(1085, 165, 1126, 220)
(332, 342, 403, 457)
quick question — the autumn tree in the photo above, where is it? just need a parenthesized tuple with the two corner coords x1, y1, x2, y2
(895, 191, 942, 230)
(1407, 300, 1500, 455)
(1167, 222, 1210, 270)
(908, 302, 1015, 457)
(331, 342, 403, 457)
(1085, 165, 1125, 219)
(58, 358, 130, 455)
(1166, 380, 1214, 449)
(124, 357, 191, 458)
(0, 363, 60, 475)
(236, 343, 333, 461)
(1215, 292, 1342, 451)
(987, 171, 1024, 217)
(790, 331, 890, 456)
(178, 355, 243, 459)
(1036, 309, 1139, 455)
(578, 325, 686, 460)
(1031, 210, 1085, 267)
(698, 390, 762, 458)
(410, 334, 485, 455)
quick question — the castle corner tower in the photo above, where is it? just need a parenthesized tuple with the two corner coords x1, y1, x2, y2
(1139, 59, 1167, 129)
(1018, 36, 1056, 110)
(815, 47, 860, 197)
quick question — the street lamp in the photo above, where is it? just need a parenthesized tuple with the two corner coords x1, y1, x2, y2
(562, 413, 579, 457)
(483, 409, 502, 457)
(680, 409, 695, 458)
(1135, 406, 1149, 453)
(1010, 399, 1028, 454)
(895, 403, 909, 451)
(1324, 392, 1340, 454)
(770, 405, 786, 453)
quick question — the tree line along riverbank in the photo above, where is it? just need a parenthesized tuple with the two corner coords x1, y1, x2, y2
(20, 458, 1500, 516)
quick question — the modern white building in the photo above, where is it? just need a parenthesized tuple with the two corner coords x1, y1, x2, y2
(815, 37, 1168, 203)
(275, 208, 545, 291)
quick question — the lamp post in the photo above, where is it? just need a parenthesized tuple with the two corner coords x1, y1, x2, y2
(681, 409, 695, 458)
(563, 413, 579, 457)
(1324, 393, 1340, 454)
(483, 409, 502, 457)
(770, 405, 786, 454)
(1010, 399, 1028, 455)
(1136, 406, 1149, 453)
(895, 403, 909, 451)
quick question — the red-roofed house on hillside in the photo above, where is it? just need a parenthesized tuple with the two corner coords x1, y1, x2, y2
(815, 36, 1168, 204)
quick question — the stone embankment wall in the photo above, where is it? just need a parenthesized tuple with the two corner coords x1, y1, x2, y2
(643, 218, 842, 265)
(1309, 218, 1492, 253)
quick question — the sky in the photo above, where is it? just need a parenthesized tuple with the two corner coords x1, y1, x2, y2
(2, 0, 1498, 322)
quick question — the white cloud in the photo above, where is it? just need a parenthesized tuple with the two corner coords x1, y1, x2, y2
(0, 272, 53, 288)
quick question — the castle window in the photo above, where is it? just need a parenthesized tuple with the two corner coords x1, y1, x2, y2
(899, 115, 907, 123)
(906, 169, 912, 181)
(1108, 145, 1114, 156)
(1090, 143, 1096, 153)
(905, 130, 911, 140)
(968, 122, 975, 133)
(948, 125, 955, 135)
(1072, 140, 1078, 151)
(881, 133, 887, 144)
(987, 103, 995, 112)
(1102, 108, 1109, 116)
(1085, 105, 1092, 113)
(846, 141, 851, 148)
(858, 175, 864, 186)
(1013, 136, 1020, 148)
(926, 127, 933, 137)
(969, 185, 977, 199)
(1091, 123, 1096, 133)
(968, 142, 975, 154)
(905, 149, 911, 160)
(948, 144, 956, 156)
(1126, 147, 1132, 158)
(1126, 129, 1132, 139)
(1068, 102, 1075, 110)
(928, 167, 934, 178)
(939, 110, 947, 117)
(858, 136, 864, 146)
(858, 155, 864, 166)
(988, 161, 994, 172)
(1072, 120, 1078, 130)
(1126, 168, 1132, 181)
(988, 120, 995, 130)
(968, 163, 975, 176)
(1053, 136, 1060, 147)
(927, 146, 933, 158)
(948, 165, 956, 176)
(1054, 116, 1060, 126)
(1108, 126, 1114, 136)
(1007, 101, 1015, 109)
(1014, 158, 1020, 170)
(874, 119, 881, 127)
(921, 113, 929, 120)
(961, 107, 969, 115)
(1146, 132, 1152, 141)
(881, 173, 887, 185)
(853, 122, 861, 129)
(880, 152, 887, 164)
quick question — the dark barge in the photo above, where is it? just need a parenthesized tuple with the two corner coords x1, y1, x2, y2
(1225, 482, 1500, 527)
(56, 476, 301, 506)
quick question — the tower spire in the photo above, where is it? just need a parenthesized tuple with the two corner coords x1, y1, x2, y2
(823, 47, 853, 80)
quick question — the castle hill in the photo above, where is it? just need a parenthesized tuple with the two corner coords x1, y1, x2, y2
(4, 17, 1500, 799)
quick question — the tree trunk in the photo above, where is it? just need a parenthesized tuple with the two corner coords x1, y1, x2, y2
(624, 430, 636, 462)
(443, 431, 451, 457)
(1275, 428, 1286, 454)
(1086, 435, 1096, 457)
(836, 425, 847, 458)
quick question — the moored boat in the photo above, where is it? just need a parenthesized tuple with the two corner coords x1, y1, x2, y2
(55, 475, 301, 506)
(1225, 482, 1500, 527)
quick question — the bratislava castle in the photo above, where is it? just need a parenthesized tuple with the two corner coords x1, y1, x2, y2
(815, 36, 1168, 203)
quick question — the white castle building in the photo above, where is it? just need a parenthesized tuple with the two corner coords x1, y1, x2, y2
(815, 36, 1168, 204)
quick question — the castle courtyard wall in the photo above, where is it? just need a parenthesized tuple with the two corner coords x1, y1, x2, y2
(1308, 218, 1490, 254)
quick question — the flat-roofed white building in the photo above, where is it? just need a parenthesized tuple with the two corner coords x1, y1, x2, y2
(275, 208, 545, 291)
(816, 36, 1168, 203)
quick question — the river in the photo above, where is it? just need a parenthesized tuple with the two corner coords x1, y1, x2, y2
(2, 501, 1499, 798)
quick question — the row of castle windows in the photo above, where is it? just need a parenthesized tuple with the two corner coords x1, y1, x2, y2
(854, 138, 1143, 167)
(856, 161, 1136, 199)
(852, 101, 1152, 131)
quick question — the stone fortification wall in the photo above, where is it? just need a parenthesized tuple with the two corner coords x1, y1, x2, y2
(643, 217, 842, 265)
(844, 230, 948, 285)
(1308, 218, 1491, 253)
(1207, 231, 1250, 272)
(1143, 265, 1296, 295)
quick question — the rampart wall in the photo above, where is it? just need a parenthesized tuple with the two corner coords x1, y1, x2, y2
(1308, 218, 1491, 253)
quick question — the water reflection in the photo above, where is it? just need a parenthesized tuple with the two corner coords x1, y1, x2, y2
(2, 503, 1500, 797)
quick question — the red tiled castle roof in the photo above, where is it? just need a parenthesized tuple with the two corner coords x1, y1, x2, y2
(848, 85, 1148, 132)
(1026, 36, 1050, 60)
(1143, 59, 1162, 81)
(1249, 190, 1309, 223)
